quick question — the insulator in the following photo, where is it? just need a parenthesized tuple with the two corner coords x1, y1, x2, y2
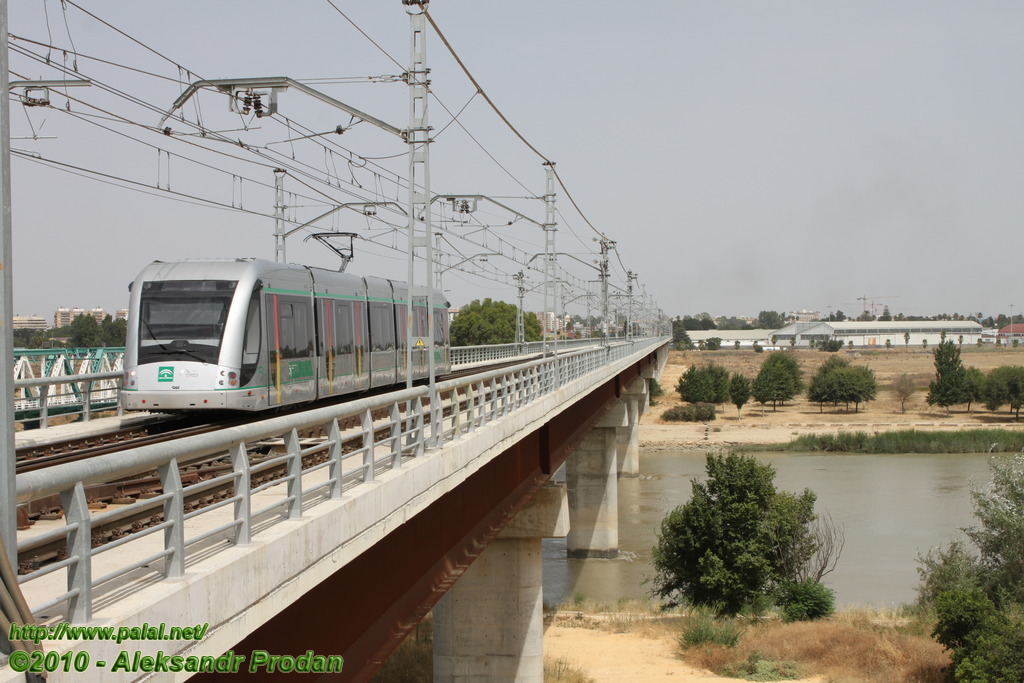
(253, 96, 264, 115)
(241, 93, 253, 115)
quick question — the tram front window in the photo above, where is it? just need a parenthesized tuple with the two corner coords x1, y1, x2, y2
(138, 280, 236, 364)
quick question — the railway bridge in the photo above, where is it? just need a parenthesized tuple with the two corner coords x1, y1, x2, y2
(4, 337, 669, 682)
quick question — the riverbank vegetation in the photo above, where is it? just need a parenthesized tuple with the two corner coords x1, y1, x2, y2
(547, 596, 948, 682)
(756, 428, 1024, 454)
(915, 453, 1024, 680)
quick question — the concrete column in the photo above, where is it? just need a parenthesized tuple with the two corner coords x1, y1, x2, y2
(616, 378, 647, 477)
(433, 485, 568, 682)
(566, 404, 623, 558)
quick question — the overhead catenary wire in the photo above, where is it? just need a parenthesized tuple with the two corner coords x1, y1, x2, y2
(423, 9, 610, 243)
(9, 3, 637, 321)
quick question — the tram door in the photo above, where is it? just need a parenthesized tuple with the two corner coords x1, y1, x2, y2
(266, 293, 316, 406)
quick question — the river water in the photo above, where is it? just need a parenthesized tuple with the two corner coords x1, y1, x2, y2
(542, 450, 993, 608)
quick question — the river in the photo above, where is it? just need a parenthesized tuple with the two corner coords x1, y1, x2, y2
(542, 449, 993, 608)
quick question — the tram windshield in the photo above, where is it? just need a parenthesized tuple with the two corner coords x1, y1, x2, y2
(137, 280, 237, 364)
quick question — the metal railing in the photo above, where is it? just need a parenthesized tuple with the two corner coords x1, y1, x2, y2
(12, 339, 601, 430)
(449, 338, 600, 365)
(15, 337, 667, 622)
(14, 371, 124, 428)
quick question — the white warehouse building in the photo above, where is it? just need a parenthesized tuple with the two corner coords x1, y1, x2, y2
(771, 321, 983, 348)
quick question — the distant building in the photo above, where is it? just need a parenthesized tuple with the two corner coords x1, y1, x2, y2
(788, 309, 821, 323)
(115, 309, 129, 321)
(12, 315, 47, 331)
(688, 330, 774, 348)
(53, 307, 84, 328)
(772, 321, 982, 348)
(534, 311, 565, 334)
(998, 323, 1024, 340)
(90, 307, 106, 323)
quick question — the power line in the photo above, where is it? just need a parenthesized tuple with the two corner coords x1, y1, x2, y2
(422, 10, 613, 244)
(322, 1, 404, 71)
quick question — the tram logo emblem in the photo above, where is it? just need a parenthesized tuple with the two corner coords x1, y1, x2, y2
(157, 367, 175, 382)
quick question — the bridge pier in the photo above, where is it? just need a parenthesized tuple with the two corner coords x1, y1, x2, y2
(616, 377, 648, 477)
(566, 403, 623, 558)
(433, 484, 568, 682)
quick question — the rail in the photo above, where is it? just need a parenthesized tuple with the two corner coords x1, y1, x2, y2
(15, 336, 668, 623)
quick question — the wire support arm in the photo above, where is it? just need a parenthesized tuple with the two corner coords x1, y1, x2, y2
(157, 77, 404, 138)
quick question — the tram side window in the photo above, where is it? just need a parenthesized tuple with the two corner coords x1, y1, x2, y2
(275, 297, 314, 358)
(370, 302, 395, 351)
(416, 305, 428, 338)
(435, 309, 448, 345)
(396, 304, 407, 348)
(334, 301, 354, 354)
(240, 290, 261, 384)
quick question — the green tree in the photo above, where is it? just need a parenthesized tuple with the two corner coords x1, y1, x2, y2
(966, 454, 1024, 603)
(69, 314, 104, 347)
(100, 315, 127, 346)
(806, 357, 876, 413)
(807, 356, 850, 411)
(671, 317, 693, 349)
(963, 366, 985, 414)
(676, 363, 730, 405)
(729, 373, 751, 419)
(651, 454, 830, 615)
(751, 351, 803, 410)
(927, 340, 967, 414)
(757, 310, 786, 329)
(814, 337, 843, 352)
(984, 366, 1024, 420)
(837, 366, 877, 413)
(904, 331, 911, 347)
(703, 337, 722, 351)
(449, 299, 540, 346)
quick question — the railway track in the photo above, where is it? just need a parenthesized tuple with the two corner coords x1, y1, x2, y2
(14, 356, 538, 573)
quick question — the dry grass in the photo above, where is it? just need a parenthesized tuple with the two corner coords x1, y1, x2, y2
(684, 615, 949, 683)
(548, 598, 950, 683)
(544, 655, 596, 682)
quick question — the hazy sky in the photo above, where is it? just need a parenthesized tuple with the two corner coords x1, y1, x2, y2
(6, 1, 1024, 322)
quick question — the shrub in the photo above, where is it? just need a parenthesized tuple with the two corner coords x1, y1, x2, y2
(721, 651, 802, 681)
(933, 588, 1005, 673)
(648, 377, 664, 398)
(752, 343, 764, 353)
(679, 612, 743, 648)
(775, 579, 835, 622)
(915, 540, 981, 606)
(953, 620, 1024, 682)
(661, 403, 716, 422)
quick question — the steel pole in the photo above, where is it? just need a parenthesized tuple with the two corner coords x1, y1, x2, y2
(0, 0, 17, 572)
(273, 169, 286, 262)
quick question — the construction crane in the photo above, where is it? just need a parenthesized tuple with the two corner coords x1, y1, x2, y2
(855, 295, 897, 317)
